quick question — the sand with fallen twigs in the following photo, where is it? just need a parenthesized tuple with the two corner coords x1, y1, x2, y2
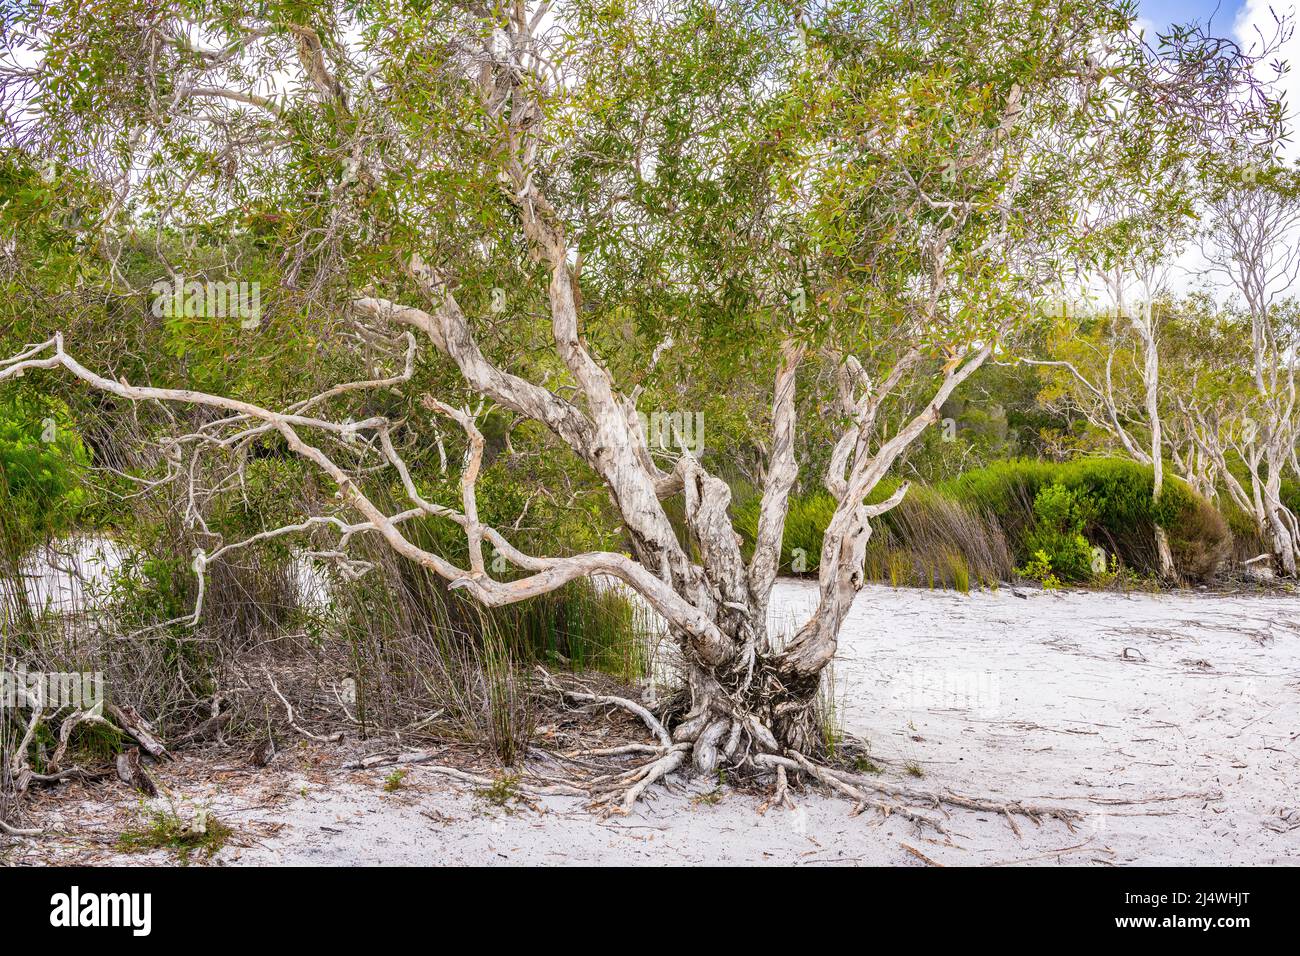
(8, 582, 1298, 866)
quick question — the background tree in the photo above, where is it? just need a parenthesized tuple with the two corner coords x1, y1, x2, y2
(1028, 277, 1185, 578)
(1196, 167, 1300, 574)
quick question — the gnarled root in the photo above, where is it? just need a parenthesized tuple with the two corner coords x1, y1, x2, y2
(757, 763, 794, 814)
(531, 670, 1086, 832)
(588, 744, 690, 816)
(536, 669, 674, 749)
(755, 752, 1085, 834)
(757, 752, 948, 832)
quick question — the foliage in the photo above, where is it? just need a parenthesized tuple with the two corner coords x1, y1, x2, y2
(946, 458, 1230, 580)
(474, 773, 524, 811)
(0, 0, 1288, 815)
(735, 478, 1013, 589)
(1022, 482, 1094, 583)
(1016, 549, 1063, 590)
(0, 395, 90, 562)
(738, 458, 1232, 586)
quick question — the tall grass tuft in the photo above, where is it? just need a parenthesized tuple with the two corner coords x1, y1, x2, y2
(319, 521, 650, 763)
(734, 481, 1013, 589)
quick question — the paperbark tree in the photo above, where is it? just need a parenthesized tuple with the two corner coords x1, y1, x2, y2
(1027, 273, 1181, 578)
(0, 0, 1282, 802)
(1193, 173, 1300, 574)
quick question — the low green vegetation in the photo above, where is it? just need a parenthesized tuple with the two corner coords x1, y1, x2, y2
(0, 395, 90, 623)
(116, 804, 232, 865)
(736, 458, 1232, 587)
(474, 773, 523, 811)
(945, 459, 1230, 583)
(851, 754, 883, 775)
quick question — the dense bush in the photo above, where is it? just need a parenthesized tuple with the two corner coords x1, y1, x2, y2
(1284, 479, 1300, 515)
(0, 396, 92, 625)
(1215, 478, 1300, 566)
(1021, 482, 1095, 583)
(0, 396, 89, 557)
(942, 458, 1230, 582)
(735, 458, 1233, 587)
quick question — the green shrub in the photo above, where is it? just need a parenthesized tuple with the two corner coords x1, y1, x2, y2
(734, 458, 1231, 587)
(1281, 479, 1300, 516)
(1021, 483, 1094, 582)
(1017, 549, 1062, 589)
(731, 487, 835, 574)
(943, 458, 1229, 582)
(0, 397, 92, 626)
(117, 803, 232, 865)
(1164, 490, 1232, 580)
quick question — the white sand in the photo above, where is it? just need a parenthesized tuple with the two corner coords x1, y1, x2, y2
(13, 582, 1300, 866)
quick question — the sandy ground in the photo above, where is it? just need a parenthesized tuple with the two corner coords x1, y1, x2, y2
(6, 581, 1299, 866)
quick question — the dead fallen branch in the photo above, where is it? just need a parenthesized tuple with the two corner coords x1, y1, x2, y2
(0, 818, 42, 837)
(342, 750, 587, 797)
(115, 748, 159, 797)
(106, 704, 170, 761)
(536, 670, 672, 748)
(753, 752, 1085, 834)
(901, 842, 945, 866)
(264, 666, 343, 744)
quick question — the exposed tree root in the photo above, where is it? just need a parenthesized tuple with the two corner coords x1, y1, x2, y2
(567, 743, 665, 758)
(757, 764, 794, 814)
(0, 665, 1084, 842)
(557, 720, 1085, 832)
(590, 746, 690, 816)
(758, 752, 949, 832)
(534, 671, 1085, 830)
(116, 748, 159, 797)
(754, 752, 1085, 833)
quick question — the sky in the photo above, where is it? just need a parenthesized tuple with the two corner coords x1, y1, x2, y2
(1148, 0, 1299, 149)
(1138, 0, 1246, 31)
(1137, 0, 1297, 139)
(1128, 1, 1300, 299)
